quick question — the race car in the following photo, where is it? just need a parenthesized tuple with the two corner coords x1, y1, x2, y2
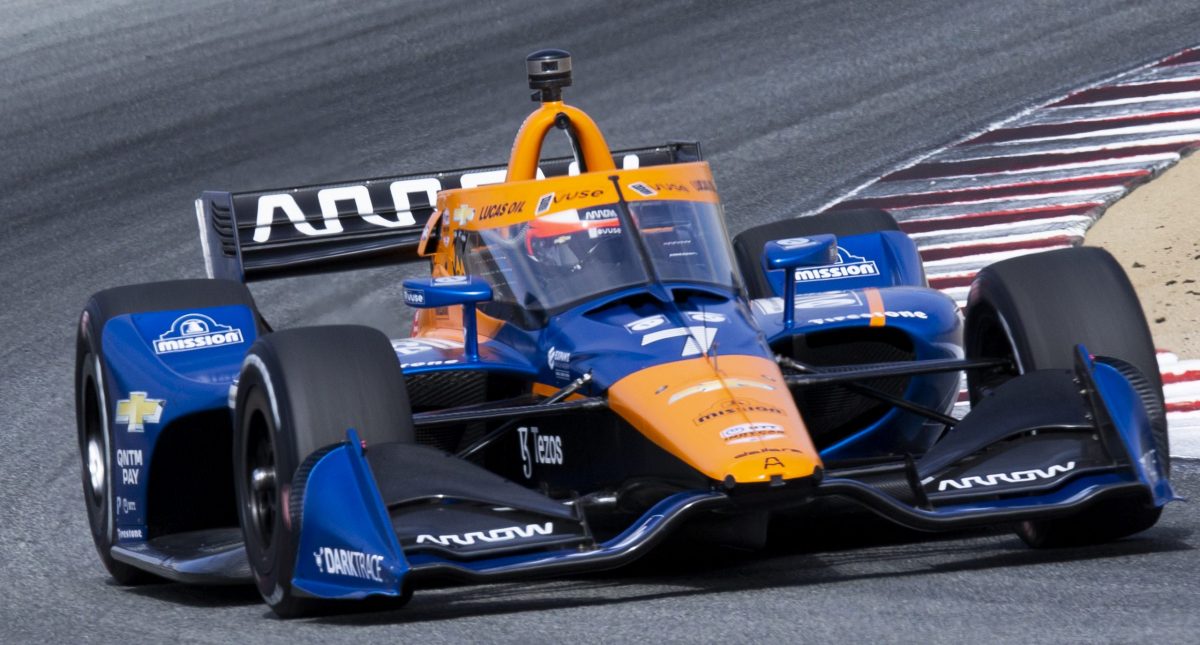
(75, 49, 1175, 617)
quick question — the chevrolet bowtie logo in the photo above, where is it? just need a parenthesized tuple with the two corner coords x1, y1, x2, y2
(452, 204, 475, 226)
(115, 392, 165, 433)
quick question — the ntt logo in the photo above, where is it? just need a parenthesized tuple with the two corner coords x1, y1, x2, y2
(153, 313, 244, 355)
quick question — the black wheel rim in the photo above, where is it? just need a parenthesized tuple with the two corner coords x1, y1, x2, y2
(80, 354, 111, 539)
(244, 406, 277, 556)
(966, 305, 1022, 402)
(83, 379, 106, 508)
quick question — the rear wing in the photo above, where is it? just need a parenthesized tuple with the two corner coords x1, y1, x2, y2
(196, 143, 701, 282)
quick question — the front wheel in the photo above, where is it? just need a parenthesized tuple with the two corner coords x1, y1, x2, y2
(964, 247, 1168, 547)
(233, 325, 414, 617)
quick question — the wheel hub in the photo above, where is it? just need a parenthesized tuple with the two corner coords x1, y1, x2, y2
(245, 418, 277, 551)
(87, 437, 105, 499)
(251, 467, 276, 493)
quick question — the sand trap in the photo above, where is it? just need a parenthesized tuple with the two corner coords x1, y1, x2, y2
(1086, 151, 1200, 356)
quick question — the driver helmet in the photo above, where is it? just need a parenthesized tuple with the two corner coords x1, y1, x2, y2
(525, 206, 623, 270)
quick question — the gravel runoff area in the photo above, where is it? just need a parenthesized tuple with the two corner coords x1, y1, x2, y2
(1087, 151, 1200, 357)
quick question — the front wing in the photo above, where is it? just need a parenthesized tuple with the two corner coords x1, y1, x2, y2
(284, 347, 1176, 600)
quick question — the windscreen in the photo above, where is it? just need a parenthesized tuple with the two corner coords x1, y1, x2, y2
(459, 200, 738, 314)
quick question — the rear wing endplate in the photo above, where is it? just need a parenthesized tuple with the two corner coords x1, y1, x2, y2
(196, 143, 701, 282)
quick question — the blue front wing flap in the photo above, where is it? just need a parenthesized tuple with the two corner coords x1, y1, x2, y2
(290, 353, 1177, 600)
(291, 431, 409, 600)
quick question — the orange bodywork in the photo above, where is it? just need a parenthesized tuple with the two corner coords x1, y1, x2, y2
(506, 101, 617, 181)
(608, 355, 821, 484)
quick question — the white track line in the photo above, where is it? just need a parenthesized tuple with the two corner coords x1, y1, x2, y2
(1016, 98, 1200, 126)
(859, 161, 1156, 199)
(934, 132, 1200, 163)
(1113, 62, 1200, 85)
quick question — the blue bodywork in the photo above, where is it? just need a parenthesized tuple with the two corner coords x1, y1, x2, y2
(291, 431, 409, 600)
(101, 305, 258, 543)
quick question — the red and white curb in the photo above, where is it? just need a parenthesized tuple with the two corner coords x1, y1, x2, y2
(821, 46, 1200, 456)
(1161, 351, 1200, 457)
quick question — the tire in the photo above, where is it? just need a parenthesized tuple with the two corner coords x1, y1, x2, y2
(963, 247, 1168, 547)
(75, 279, 259, 584)
(233, 325, 415, 617)
(732, 208, 900, 299)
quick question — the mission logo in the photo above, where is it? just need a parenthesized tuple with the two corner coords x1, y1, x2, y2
(153, 313, 245, 355)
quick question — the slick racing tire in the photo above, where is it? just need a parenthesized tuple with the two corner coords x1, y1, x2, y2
(233, 325, 415, 618)
(732, 208, 900, 299)
(963, 246, 1168, 547)
(75, 279, 260, 584)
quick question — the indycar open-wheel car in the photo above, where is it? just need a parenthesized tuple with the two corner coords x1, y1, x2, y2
(75, 49, 1176, 617)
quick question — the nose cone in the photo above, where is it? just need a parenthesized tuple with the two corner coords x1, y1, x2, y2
(607, 355, 822, 484)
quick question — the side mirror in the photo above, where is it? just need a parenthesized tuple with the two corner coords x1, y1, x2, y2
(761, 234, 837, 328)
(402, 276, 493, 361)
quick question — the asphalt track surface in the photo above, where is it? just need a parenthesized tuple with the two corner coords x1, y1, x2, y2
(3, 1, 1200, 642)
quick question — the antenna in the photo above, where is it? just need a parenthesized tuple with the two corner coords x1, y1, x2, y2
(526, 49, 572, 103)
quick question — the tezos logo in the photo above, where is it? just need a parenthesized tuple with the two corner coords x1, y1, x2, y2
(794, 247, 878, 282)
(313, 547, 384, 582)
(518, 426, 564, 478)
(154, 313, 244, 354)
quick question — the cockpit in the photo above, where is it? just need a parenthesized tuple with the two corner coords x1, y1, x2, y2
(459, 196, 740, 315)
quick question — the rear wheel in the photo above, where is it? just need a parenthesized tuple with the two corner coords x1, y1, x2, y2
(732, 208, 900, 299)
(75, 279, 258, 584)
(964, 247, 1168, 547)
(233, 325, 414, 617)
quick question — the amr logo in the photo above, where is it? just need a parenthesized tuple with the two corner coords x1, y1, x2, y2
(415, 522, 554, 547)
(935, 461, 1076, 492)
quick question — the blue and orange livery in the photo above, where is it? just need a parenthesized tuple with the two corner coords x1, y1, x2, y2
(75, 49, 1175, 617)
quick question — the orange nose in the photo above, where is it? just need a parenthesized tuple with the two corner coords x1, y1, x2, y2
(607, 354, 822, 484)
